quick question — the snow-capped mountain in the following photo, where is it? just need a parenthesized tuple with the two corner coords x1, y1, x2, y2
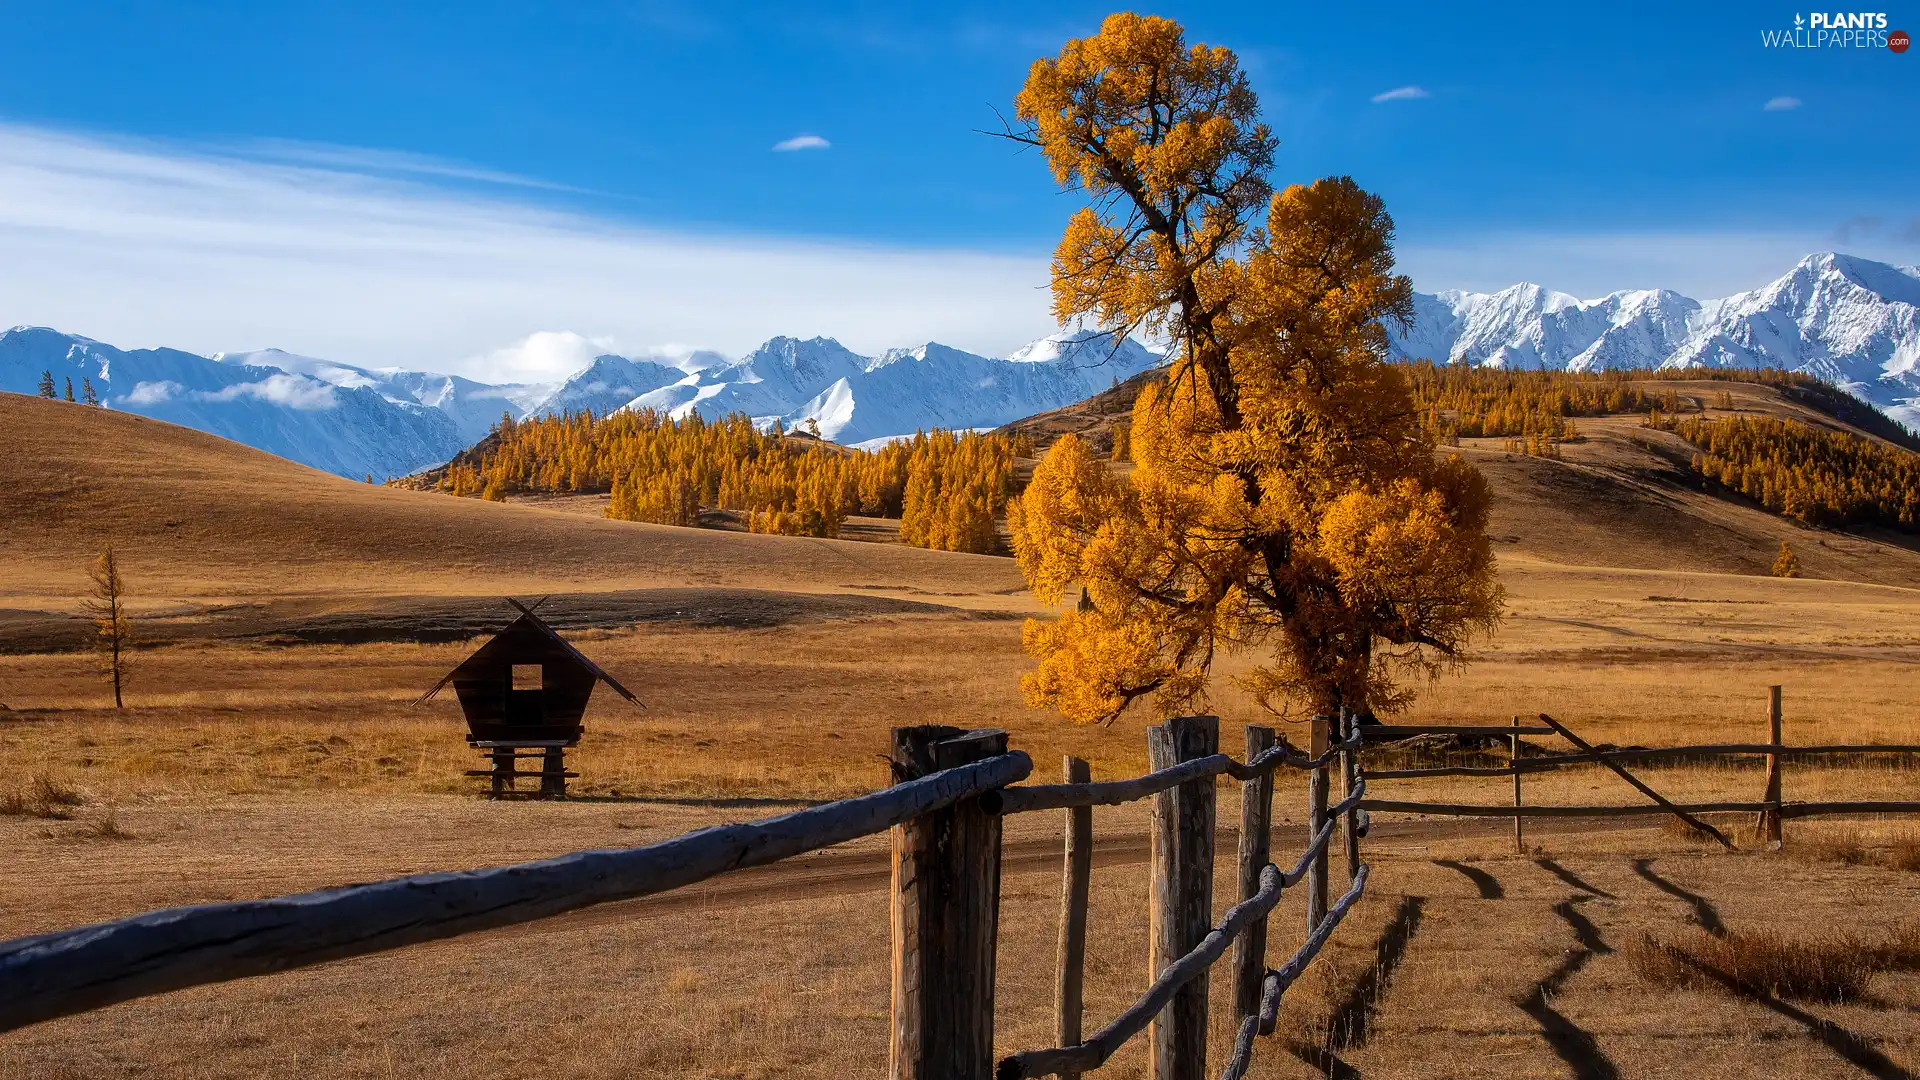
(0, 325, 1164, 478)
(0, 329, 477, 480)
(629, 331, 1162, 445)
(8, 252, 1919, 480)
(1389, 253, 1920, 430)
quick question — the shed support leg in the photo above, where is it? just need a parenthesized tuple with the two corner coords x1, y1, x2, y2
(541, 747, 567, 800)
(490, 748, 511, 799)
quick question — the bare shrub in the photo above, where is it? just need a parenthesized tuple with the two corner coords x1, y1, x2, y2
(1662, 816, 1724, 846)
(81, 805, 132, 840)
(1798, 827, 1872, 866)
(1626, 928, 1873, 1003)
(1, 774, 84, 820)
(1886, 830, 1920, 872)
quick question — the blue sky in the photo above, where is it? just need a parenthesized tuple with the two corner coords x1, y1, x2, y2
(0, 2, 1914, 378)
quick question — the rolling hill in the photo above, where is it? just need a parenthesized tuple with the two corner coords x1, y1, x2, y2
(0, 394, 1026, 621)
(999, 371, 1920, 589)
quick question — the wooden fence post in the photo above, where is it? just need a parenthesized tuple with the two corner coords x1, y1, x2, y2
(1307, 716, 1332, 932)
(1055, 755, 1092, 1077)
(1232, 725, 1275, 1026)
(1341, 710, 1361, 882)
(1511, 714, 1525, 854)
(1147, 715, 1218, 1080)
(890, 725, 1007, 1080)
(1759, 686, 1784, 845)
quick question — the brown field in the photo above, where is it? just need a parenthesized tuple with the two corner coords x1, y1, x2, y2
(5, 390, 1920, 1078)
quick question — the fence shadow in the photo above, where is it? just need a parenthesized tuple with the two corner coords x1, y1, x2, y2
(1534, 858, 1617, 899)
(1632, 858, 1725, 937)
(1669, 952, 1915, 1080)
(1434, 859, 1504, 900)
(1288, 894, 1429, 1076)
(1516, 897, 1619, 1080)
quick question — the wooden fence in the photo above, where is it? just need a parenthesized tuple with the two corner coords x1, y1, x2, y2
(1354, 687, 1920, 850)
(0, 716, 1369, 1080)
(4, 690, 1914, 1077)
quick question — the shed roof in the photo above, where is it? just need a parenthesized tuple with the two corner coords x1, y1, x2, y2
(416, 598, 641, 706)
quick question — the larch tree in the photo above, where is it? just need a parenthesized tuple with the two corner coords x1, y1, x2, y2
(63, 376, 76, 403)
(1005, 14, 1503, 724)
(85, 546, 134, 709)
(82, 377, 100, 406)
(1772, 540, 1801, 579)
(37, 371, 55, 399)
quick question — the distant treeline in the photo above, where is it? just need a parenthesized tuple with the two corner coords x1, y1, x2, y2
(438, 410, 1027, 552)
(1653, 413, 1920, 532)
(1399, 362, 1902, 444)
(1403, 362, 1679, 439)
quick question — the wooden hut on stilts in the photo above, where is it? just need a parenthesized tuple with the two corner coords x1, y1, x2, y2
(417, 599, 640, 798)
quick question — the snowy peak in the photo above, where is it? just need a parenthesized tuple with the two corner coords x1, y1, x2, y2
(623, 328, 1165, 445)
(527, 353, 682, 418)
(1391, 252, 1920, 432)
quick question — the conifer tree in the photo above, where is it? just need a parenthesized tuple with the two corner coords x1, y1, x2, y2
(1006, 16, 1502, 722)
(1109, 421, 1130, 463)
(84, 546, 133, 708)
(82, 377, 99, 406)
(36, 371, 55, 398)
(63, 377, 75, 402)
(1772, 540, 1801, 579)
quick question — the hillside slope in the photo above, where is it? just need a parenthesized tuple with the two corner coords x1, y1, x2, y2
(999, 374, 1920, 588)
(0, 393, 1026, 608)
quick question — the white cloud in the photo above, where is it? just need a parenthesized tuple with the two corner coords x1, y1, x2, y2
(1765, 96, 1802, 111)
(464, 330, 618, 384)
(0, 123, 1050, 382)
(122, 380, 180, 405)
(772, 134, 831, 152)
(196, 373, 338, 409)
(1370, 86, 1430, 103)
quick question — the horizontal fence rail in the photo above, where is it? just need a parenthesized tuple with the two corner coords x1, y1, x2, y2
(1364, 743, 1920, 779)
(1362, 724, 1554, 739)
(1358, 798, 1920, 819)
(997, 735, 1360, 816)
(0, 749, 1032, 1034)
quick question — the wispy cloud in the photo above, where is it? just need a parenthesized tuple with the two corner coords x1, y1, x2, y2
(1764, 96, 1802, 111)
(0, 123, 1049, 381)
(1371, 86, 1430, 103)
(772, 134, 830, 152)
(231, 138, 590, 192)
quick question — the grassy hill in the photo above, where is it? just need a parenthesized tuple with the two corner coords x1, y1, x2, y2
(998, 371, 1920, 588)
(0, 393, 1025, 617)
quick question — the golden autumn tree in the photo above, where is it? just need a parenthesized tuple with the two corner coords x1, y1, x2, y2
(1772, 540, 1801, 579)
(1005, 14, 1503, 723)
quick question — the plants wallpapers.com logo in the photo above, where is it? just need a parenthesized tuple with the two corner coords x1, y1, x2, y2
(1762, 11, 1908, 48)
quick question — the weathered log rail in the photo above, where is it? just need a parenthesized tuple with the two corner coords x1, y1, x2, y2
(0, 746, 1031, 1035)
(0, 716, 1373, 1080)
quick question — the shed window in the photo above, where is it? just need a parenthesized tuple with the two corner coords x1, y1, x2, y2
(512, 664, 543, 691)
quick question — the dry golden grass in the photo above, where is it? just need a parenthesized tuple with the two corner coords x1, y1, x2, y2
(8, 387, 1920, 1076)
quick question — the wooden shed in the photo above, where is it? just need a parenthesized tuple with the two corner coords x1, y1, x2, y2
(418, 599, 639, 797)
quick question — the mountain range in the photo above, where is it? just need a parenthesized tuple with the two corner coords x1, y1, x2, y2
(3, 252, 1916, 479)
